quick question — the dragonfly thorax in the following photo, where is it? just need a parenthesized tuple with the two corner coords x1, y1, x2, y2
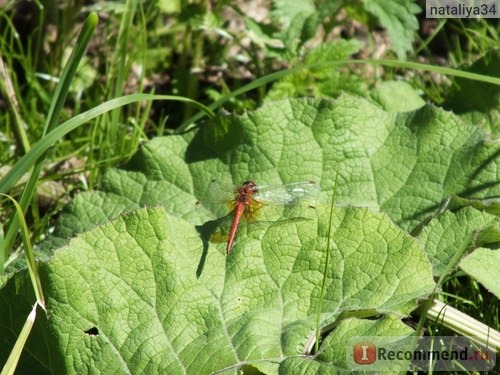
(236, 180, 258, 204)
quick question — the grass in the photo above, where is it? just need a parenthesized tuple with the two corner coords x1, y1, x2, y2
(0, 1, 498, 373)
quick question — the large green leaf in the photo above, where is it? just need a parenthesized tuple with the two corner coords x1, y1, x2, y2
(3, 206, 433, 373)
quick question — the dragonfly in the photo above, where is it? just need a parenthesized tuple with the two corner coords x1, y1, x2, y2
(204, 179, 320, 254)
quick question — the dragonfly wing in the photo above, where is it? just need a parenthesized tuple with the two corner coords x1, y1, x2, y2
(204, 180, 236, 204)
(195, 180, 237, 219)
(254, 181, 320, 205)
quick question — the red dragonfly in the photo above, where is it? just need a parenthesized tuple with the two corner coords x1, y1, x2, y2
(206, 180, 320, 254)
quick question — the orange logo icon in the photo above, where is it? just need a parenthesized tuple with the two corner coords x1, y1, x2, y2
(353, 342, 377, 364)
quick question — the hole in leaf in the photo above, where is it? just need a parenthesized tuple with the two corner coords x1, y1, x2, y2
(84, 327, 99, 336)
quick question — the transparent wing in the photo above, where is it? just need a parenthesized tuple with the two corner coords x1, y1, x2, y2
(206, 179, 235, 204)
(195, 179, 236, 215)
(254, 180, 320, 205)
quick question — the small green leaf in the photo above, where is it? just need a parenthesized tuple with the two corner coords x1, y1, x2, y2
(371, 81, 425, 112)
(157, 0, 181, 13)
(267, 40, 366, 99)
(317, 316, 415, 371)
(448, 195, 500, 216)
(417, 207, 499, 275)
(459, 248, 500, 298)
(448, 50, 500, 112)
(361, 0, 420, 59)
(444, 50, 500, 136)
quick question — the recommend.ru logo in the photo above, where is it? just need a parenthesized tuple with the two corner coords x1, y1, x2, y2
(347, 336, 496, 372)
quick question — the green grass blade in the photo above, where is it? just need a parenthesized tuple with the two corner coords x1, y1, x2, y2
(0, 303, 39, 375)
(314, 171, 338, 354)
(43, 12, 99, 136)
(0, 223, 3, 271)
(0, 56, 30, 153)
(109, 0, 137, 127)
(0, 194, 45, 307)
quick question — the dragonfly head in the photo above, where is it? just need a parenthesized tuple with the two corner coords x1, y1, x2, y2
(242, 180, 258, 192)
